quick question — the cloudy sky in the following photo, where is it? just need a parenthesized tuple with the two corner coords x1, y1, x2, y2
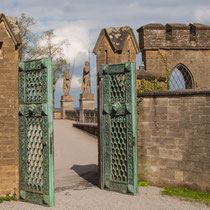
(2, 0, 210, 108)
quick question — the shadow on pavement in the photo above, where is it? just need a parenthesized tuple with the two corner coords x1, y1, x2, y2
(71, 164, 99, 187)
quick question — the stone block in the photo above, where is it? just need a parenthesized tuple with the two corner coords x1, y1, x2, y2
(155, 106, 168, 115)
(60, 95, 74, 119)
(160, 168, 175, 180)
(165, 160, 178, 169)
(175, 170, 183, 182)
(79, 93, 95, 110)
(146, 146, 159, 156)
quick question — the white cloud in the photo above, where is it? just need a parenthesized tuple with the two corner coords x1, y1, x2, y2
(71, 75, 82, 89)
(90, 66, 96, 81)
(36, 21, 91, 67)
(54, 22, 90, 66)
(56, 78, 63, 89)
(3, 0, 210, 108)
(194, 7, 210, 23)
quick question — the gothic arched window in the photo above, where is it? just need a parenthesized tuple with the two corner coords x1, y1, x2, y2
(169, 64, 194, 90)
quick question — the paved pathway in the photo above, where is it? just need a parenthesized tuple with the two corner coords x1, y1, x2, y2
(0, 120, 210, 210)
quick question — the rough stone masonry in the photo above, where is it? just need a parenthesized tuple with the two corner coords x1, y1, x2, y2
(137, 90, 210, 193)
(137, 23, 210, 89)
(0, 14, 21, 197)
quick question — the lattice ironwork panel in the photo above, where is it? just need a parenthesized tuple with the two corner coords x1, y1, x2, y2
(100, 62, 138, 195)
(26, 117, 44, 192)
(110, 74, 126, 101)
(111, 116, 127, 182)
(169, 65, 194, 90)
(26, 70, 43, 102)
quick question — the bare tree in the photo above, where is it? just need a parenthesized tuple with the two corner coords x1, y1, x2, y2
(35, 30, 70, 97)
(18, 13, 37, 61)
(18, 14, 71, 108)
(35, 30, 69, 58)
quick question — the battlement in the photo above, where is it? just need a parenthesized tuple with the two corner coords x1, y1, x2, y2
(137, 23, 210, 51)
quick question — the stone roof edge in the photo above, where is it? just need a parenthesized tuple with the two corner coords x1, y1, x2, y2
(93, 28, 117, 54)
(141, 47, 210, 51)
(137, 23, 210, 32)
(166, 23, 189, 30)
(190, 23, 210, 30)
(137, 69, 166, 81)
(127, 27, 140, 53)
(93, 26, 140, 54)
(137, 89, 210, 97)
(137, 23, 165, 32)
(104, 28, 118, 52)
(93, 29, 105, 54)
(0, 13, 21, 46)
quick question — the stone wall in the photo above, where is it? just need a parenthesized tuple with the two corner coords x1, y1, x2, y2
(54, 109, 62, 119)
(73, 123, 98, 136)
(137, 23, 210, 89)
(65, 110, 78, 121)
(137, 90, 210, 193)
(65, 109, 97, 123)
(0, 20, 19, 197)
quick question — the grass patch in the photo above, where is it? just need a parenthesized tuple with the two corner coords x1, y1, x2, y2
(138, 181, 149, 187)
(0, 196, 17, 203)
(161, 187, 210, 205)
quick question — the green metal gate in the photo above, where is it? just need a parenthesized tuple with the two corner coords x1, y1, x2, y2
(19, 58, 54, 206)
(99, 62, 138, 195)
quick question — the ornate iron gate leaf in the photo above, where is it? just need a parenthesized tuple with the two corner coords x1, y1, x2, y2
(19, 58, 54, 206)
(99, 62, 138, 195)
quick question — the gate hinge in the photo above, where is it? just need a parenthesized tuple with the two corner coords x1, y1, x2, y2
(133, 137, 135, 146)
(50, 134, 53, 154)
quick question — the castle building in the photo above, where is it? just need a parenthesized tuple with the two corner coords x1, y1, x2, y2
(137, 23, 210, 90)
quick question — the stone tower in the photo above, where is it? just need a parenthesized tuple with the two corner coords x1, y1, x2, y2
(137, 23, 210, 89)
(93, 26, 139, 81)
(93, 26, 139, 111)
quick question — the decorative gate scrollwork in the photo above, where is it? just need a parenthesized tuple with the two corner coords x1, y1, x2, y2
(19, 58, 54, 206)
(99, 62, 138, 195)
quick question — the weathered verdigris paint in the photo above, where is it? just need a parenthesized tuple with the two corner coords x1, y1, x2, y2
(19, 58, 54, 206)
(99, 62, 138, 195)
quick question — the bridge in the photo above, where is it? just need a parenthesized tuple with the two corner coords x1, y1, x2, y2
(0, 120, 205, 210)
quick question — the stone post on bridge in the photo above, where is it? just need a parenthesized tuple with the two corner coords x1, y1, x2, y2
(61, 68, 74, 119)
(79, 61, 95, 122)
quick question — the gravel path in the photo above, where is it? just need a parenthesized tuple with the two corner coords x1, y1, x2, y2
(0, 120, 209, 210)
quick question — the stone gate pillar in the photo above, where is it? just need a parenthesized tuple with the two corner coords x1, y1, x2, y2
(79, 61, 95, 122)
(0, 14, 21, 198)
(79, 93, 95, 122)
(60, 95, 74, 119)
(61, 68, 74, 119)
